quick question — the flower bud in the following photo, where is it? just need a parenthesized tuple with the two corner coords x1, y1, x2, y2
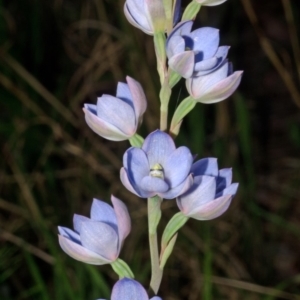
(58, 196, 131, 264)
(83, 76, 147, 141)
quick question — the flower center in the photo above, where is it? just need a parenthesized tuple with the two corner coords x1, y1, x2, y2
(149, 163, 164, 179)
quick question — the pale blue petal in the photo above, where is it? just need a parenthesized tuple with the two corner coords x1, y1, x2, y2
(97, 95, 136, 136)
(111, 195, 131, 248)
(217, 182, 238, 197)
(123, 148, 149, 176)
(187, 62, 243, 104)
(123, 147, 149, 196)
(187, 194, 232, 220)
(80, 221, 119, 261)
(73, 214, 90, 234)
(167, 20, 193, 41)
(215, 45, 230, 61)
(111, 278, 149, 300)
(58, 226, 81, 244)
(90, 199, 118, 231)
(194, 46, 229, 76)
(191, 158, 218, 176)
(124, 0, 153, 34)
(140, 176, 169, 193)
(120, 168, 153, 198)
(84, 105, 130, 141)
(120, 167, 142, 197)
(194, 57, 218, 72)
(168, 51, 195, 78)
(58, 235, 110, 265)
(190, 62, 229, 95)
(178, 175, 216, 213)
(116, 82, 134, 108)
(218, 168, 232, 188)
(189, 27, 219, 57)
(126, 76, 147, 123)
(194, 70, 243, 103)
(164, 146, 193, 188)
(167, 35, 185, 57)
(142, 130, 176, 167)
(162, 173, 193, 199)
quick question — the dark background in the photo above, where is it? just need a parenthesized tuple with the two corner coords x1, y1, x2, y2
(0, 0, 300, 299)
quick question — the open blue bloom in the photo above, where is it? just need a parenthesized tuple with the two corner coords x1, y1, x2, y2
(83, 76, 147, 141)
(97, 278, 162, 300)
(58, 196, 131, 264)
(166, 21, 229, 78)
(121, 130, 193, 199)
(186, 61, 243, 103)
(195, 0, 227, 6)
(124, 0, 181, 35)
(177, 158, 238, 220)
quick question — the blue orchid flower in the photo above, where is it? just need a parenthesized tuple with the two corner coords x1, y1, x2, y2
(121, 130, 193, 199)
(177, 158, 238, 220)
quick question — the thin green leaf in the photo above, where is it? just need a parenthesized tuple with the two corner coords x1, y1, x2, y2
(160, 233, 178, 269)
(161, 212, 188, 252)
(170, 96, 196, 136)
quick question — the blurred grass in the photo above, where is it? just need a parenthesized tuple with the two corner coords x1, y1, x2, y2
(0, 0, 300, 299)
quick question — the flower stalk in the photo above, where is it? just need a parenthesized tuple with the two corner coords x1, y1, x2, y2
(159, 78, 171, 131)
(154, 32, 167, 86)
(148, 196, 163, 294)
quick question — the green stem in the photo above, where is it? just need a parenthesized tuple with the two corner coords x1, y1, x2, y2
(153, 32, 167, 85)
(160, 104, 168, 131)
(148, 196, 163, 294)
(159, 80, 171, 131)
(154, 32, 172, 131)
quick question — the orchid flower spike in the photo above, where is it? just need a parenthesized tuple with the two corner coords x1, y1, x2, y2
(58, 196, 131, 264)
(124, 0, 181, 35)
(177, 158, 238, 220)
(166, 21, 229, 79)
(97, 278, 162, 300)
(121, 130, 193, 199)
(83, 76, 147, 141)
